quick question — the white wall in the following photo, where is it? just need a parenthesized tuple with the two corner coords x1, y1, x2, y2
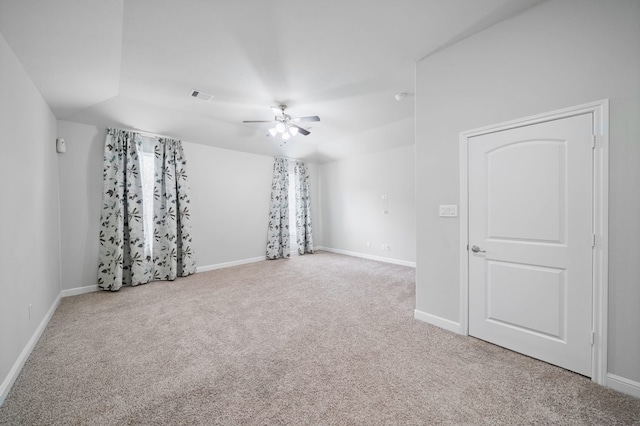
(320, 143, 415, 264)
(0, 33, 60, 402)
(186, 142, 273, 266)
(415, 0, 640, 384)
(317, 117, 415, 163)
(188, 147, 322, 265)
(57, 121, 104, 292)
(56, 121, 324, 289)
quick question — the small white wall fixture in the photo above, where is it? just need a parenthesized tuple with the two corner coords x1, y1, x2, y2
(458, 100, 609, 386)
(56, 138, 66, 153)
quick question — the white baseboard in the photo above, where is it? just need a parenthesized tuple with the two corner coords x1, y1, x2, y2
(315, 246, 416, 268)
(607, 373, 640, 398)
(62, 259, 272, 292)
(61, 285, 99, 297)
(414, 309, 462, 334)
(196, 255, 266, 273)
(0, 294, 61, 406)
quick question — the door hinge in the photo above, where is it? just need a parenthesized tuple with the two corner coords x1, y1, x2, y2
(591, 331, 595, 346)
(592, 135, 597, 149)
(592, 234, 596, 248)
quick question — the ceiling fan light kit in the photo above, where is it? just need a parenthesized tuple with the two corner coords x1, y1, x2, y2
(243, 105, 320, 144)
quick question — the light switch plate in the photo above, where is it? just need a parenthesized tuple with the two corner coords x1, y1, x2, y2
(439, 205, 458, 217)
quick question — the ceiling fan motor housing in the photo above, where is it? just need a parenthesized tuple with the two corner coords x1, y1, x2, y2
(243, 105, 319, 139)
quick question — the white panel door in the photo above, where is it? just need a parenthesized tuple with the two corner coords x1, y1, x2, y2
(468, 113, 593, 376)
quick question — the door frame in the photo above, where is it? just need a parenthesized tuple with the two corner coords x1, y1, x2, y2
(458, 99, 609, 385)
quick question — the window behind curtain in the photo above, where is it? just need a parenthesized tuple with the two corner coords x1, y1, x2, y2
(288, 171, 297, 254)
(140, 138, 156, 258)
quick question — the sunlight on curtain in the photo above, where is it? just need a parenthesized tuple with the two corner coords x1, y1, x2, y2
(140, 151, 155, 259)
(288, 170, 297, 252)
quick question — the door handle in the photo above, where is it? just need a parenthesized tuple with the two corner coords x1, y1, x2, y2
(471, 245, 486, 253)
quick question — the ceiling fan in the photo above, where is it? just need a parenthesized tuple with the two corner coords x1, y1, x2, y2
(243, 105, 320, 143)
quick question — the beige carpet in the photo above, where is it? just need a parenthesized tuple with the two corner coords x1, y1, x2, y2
(0, 251, 638, 425)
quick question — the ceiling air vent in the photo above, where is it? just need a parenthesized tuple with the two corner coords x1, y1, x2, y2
(190, 89, 214, 101)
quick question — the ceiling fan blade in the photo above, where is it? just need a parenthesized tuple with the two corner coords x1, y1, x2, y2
(291, 124, 310, 136)
(242, 120, 275, 123)
(292, 116, 320, 122)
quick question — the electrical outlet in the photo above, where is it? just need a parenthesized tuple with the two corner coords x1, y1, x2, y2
(366, 241, 371, 248)
(28, 304, 32, 320)
(381, 244, 390, 251)
(439, 205, 458, 217)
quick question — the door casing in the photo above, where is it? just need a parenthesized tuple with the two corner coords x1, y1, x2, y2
(458, 99, 609, 385)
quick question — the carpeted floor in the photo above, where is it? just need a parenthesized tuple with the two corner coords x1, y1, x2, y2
(0, 251, 638, 425)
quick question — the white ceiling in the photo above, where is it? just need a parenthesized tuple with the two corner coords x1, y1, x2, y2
(0, 0, 543, 162)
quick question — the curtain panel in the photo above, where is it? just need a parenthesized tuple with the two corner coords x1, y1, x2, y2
(98, 129, 151, 290)
(152, 138, 197, 280)
(266, 158, 290, 259)
(97, 129, 196, 291)
(294, 161, 314, 255)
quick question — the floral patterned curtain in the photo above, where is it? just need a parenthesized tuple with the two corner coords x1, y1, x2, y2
(97, 130, 197, 291)
(152, 138, 197, 280)
(294, 161, 314, 255)
(98, 129, 152, 291)
(266, 158, 290, 259)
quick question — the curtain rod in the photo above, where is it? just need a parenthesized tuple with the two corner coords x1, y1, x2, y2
(114, 126, 179, 141)
(276, 156, 305, 162)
